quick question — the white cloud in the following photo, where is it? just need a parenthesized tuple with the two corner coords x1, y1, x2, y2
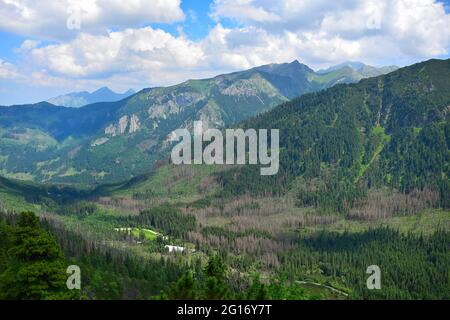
(25, 27, 205, 79)
(20, 24, 296, 86)
(201, 24, 297, 70)
(211, 0, 360, 31)
(0, 59, 23, 80)
(8, 27, 211, 94)
(2, 0, 450, 103)
(211, 0, 281, 23)
(210, 0, 450, 66)
(0, 0, 185, 40)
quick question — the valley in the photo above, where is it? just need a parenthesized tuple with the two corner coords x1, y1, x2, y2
(0, 59, 448, 300)
(0, 61, 397, 185)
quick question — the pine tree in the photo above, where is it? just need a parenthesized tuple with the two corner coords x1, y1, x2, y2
(0, 212, 73, 300)
(169, 271, 197, 300)
(203, 255, 231, 300)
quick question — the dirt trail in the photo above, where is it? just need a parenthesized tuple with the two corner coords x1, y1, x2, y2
(296, 281, 349, 297)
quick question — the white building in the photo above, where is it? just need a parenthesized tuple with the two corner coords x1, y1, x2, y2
(165, 245, 185, 253)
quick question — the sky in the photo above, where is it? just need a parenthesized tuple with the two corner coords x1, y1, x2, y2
(0, 0, 450, 105)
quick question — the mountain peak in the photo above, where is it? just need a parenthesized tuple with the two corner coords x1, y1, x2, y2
(47, 87, 135, 108)
(254, 59, 314, 76)
(93, 86, 114, 94)
(318, 61, 367, 73)
(341, 61, 367, 71)
(316, 61, 399, 77)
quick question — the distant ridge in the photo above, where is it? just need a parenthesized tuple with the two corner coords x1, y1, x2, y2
(0, 59, 402, 185)
(317, 61, 398, 74)
(47, 87, 135, 108)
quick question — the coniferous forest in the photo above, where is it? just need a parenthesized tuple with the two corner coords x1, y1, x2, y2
(0, 55, 449, 302)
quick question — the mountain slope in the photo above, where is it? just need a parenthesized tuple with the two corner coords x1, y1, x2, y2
(218, 59, 450, 209)
(0, 60, 397, 185)
(318, 61, 398, 74)
(47, 87, 135, 108)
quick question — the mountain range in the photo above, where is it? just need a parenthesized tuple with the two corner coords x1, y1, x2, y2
(0, 60, 398, 185)
(0, 58, 448, 301)
(47, 87, 135, 108)
(218, 59, 450, 209)
(318, 61, 398, 75)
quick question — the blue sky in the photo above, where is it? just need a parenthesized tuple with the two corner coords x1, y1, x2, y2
(0, 0, 450, 105)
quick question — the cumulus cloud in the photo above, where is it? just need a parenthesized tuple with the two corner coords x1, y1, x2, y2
(2, 0, 450, 102)
(211, 0, 450, 66)
(201, 24, 296, 70)
(0, 59, 23, 80)
(211, 0, 282, 23)
(18, 23, 294, 85)
(211, 0, 362, 31)
(25, 27, 205, 79)
(0, 0, 185, 40)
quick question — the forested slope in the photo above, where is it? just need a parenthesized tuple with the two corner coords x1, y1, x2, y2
(219, 59, 450, 211)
